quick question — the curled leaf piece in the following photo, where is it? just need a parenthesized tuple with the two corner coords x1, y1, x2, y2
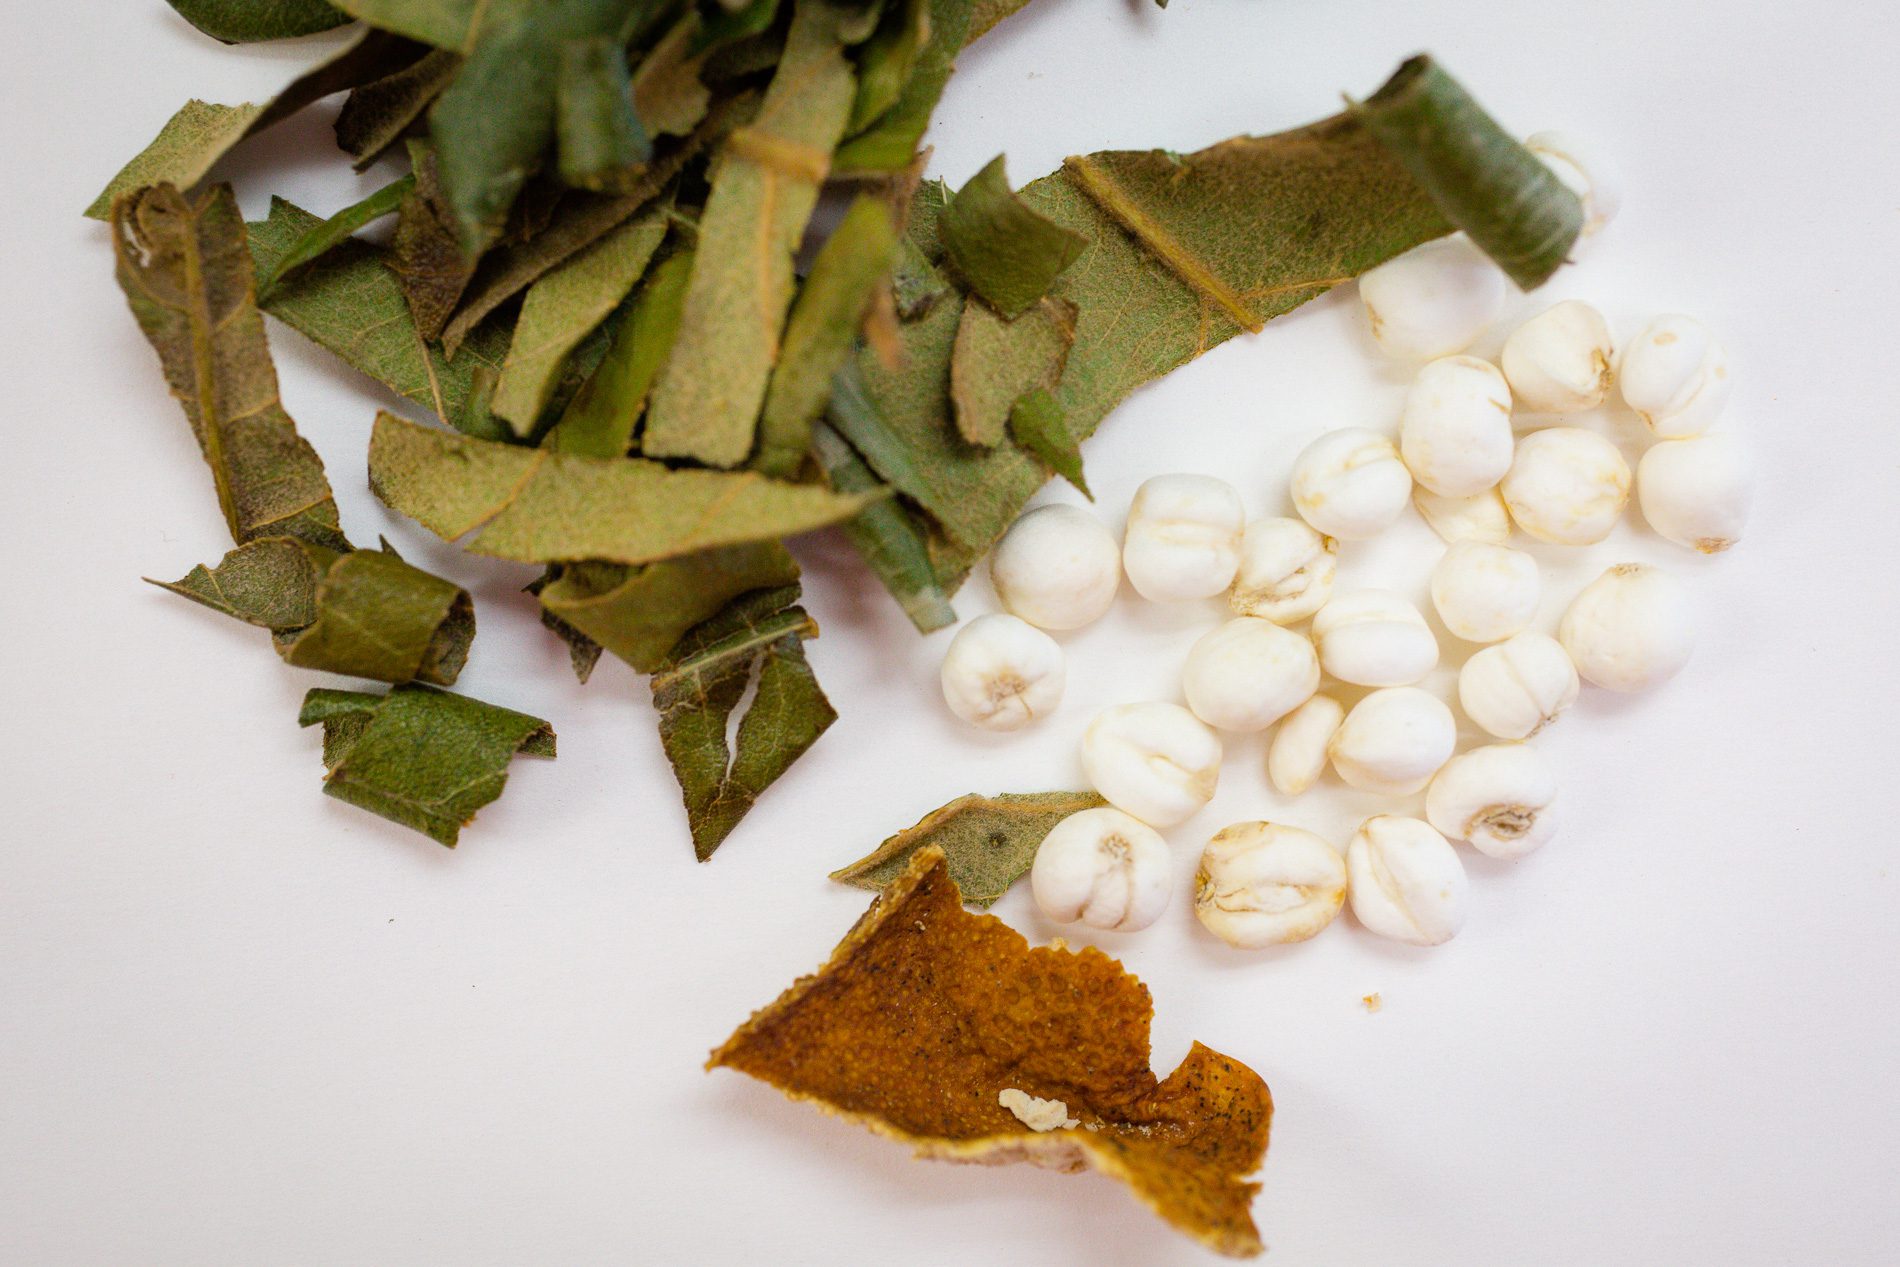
(367, 412, 874, 564)
(1007, 387, 1089, 498)
(545, 248, 695, 457)
(115, 183, 347, 551)
(939, 155, 1085, 318)
(246, 197, 509, 435)
(833, 0, 969, 173)
(642, 0, 862, 467)
(257, 173, 414, 297)
(652, 585, 836, 860)
(754, 195, 899, 477)
(334, 48, 461, 170)
(538, 542, 801, 674)
(492, 208, 668, 434)
(164, 0, 351, 44)
(1353, 55, 1582, 290)
(710, 847, 1274, 1257)
(299, 684, 555, 847)
(810, 419, 955, 633)
(154, 538, 475, 686)
(830, 790, 1105, 908)
(556, 35, 653, 192)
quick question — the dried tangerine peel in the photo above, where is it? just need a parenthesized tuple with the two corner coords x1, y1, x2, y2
(708, 847, 1272, 1257)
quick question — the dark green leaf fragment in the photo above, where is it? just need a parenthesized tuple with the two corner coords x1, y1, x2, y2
(1353, 55, 1582, 290)
(426, 0, 650, 253)
(115, 184, 346, 551)
(493, 207, 668, 433)
(247, 196, 509, 433)
(545, 248, 694, 456)
(811, 419, 955, 632)
(829, 790, 1105, 908)
(1008, 387, 1087, 498)
(334, 48, 461, 169)
(832, 0, 967, 173)
(650, 585, 837, 860)
(539, 541, 800, 673)
(691, 0, 779, 53)
(754, 195, 898, 477)
(165, 0, 351, 43)
(258, 173, 414, 298)
(939, 155, 1085, 318)
(367, 411, 875, 564)
(949, 294, 1075, 446)
(846, 0, 928, 134)
(557, 36, 654, 192)
(390, 142, 479, 341)
(299, 684, 555, 847)
(154, 538, 475, 686)
(642, 0, 862, 467)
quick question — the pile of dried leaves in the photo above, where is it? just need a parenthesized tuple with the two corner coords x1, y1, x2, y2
(96, 0, 1578, 852)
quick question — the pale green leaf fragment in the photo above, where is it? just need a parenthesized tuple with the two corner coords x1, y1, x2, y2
(538, 541, 800, 673)
(939, 154, 1085, 318)
(299, 684, 555, 848)
(755, 195, 899, 477)
(115, 184, 347, 551)
(847, 0, 928, 134)
(1351, 55, 1583, 289)
(493, 209, 669, 433)
(557, 35, 653, 192)
(1008, 387, 1088, 499)
(247, 197, 509, 434)
(153, 538, 475, 685)
(829, 790, 1106, 908)
(632, 13, 713, 138)
(165, 0, 351, 43)
(811, 419, 955, 633)
(949, 294, 1075, 446)
(368, 411, 876, 564)
(642, 0, 861, 468)
(651, 585, 836, 860)
(258, 173, 414, 297)
(546, 248, 695, 457)
(86, 100, 261, 220)
(334, 49, 461, 170)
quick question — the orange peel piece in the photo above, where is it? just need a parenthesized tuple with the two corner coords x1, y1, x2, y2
(708, 846, 1273, 1256)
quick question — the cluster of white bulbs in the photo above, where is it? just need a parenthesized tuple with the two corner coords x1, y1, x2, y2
(937, 132, 1750, 950)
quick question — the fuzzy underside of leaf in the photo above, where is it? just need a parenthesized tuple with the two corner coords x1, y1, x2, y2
(830, 790, 1106, 908)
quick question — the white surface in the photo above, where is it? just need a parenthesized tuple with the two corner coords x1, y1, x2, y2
(4, 2, 1899, 1263)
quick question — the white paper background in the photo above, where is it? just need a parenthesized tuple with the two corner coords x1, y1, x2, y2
(4, 2, 1899, 1263)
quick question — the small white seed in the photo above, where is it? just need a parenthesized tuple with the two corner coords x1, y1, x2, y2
(1618, 315, 1731, 438)
(1501, 426, 1631, 545)
(1558, 563, 1694, 692)
(1267, 693, 1344, 796)
(1501, 301, 1615, 414)
(1426, 743, 1559, 860)
(1430, 541, 1541, 643)
(1328, 687, 1456, 796)
(1230, 517, 1337, 623)
(1194, 822, 1347, 948)
(1414, 485, 1513, 545)
(1182, 618, 1320, 733)
(1637, 433, 1752, 554)
(1358, 237, 1507, 361)
(1525, 130, 1622, 236)
(1122, 474, 1246, 601)
(989, 504, 1122, 630)
(939, 614, 1064, 731)
(1311, 590, 1439, 687)
(1081, 702, 1222, 827)
(1346, 815, 1468, 946)
(1458, 633, 1580, 740)
(1030, 807, 1172, 932)
(1399, 355, 1515, 497)
(1290, 428, 1413, 541)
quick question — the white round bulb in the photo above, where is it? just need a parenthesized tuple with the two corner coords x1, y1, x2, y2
(1501, 301, 1615, 414)
(1525, 130, 1622, 236)
(1637, 433, 1751, 554)
(1267, 693, 1344, 797)
(1558, 563, 1694, 692)
(1080, 702, 1222, 827)
(1414, 485, 1513, 545)
(1230, 517, 1336, 623)
(1429, 541, 1541, 643)
(1030, 807, 1172, 932)
(1399, 355, 1515, 497)
(1194, 822, 1347, 948)
(1328, 687, 1456, 796)
(939, 614, 1064, 731)
(1458, 633, 1580, 740)
(1290, 428, 1413, 541)
(1311, 590, 1438, 687)
(1501, 426, 1631, 545)
(1182, 617, 1320, 733)
(1346, 815, 1468, 946)
(1618, 314, 1731, 438)
(989, 504, 1121, 630)
(1426, 743, 1559, 860)
(1121, 474, 1245, 601)
(1358, 237, 1507, 361)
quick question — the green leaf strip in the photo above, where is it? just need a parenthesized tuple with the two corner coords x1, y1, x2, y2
(938, 154, 1086, 318)
(829, 790, 1106, 908)
(258, 173, 414, 297)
